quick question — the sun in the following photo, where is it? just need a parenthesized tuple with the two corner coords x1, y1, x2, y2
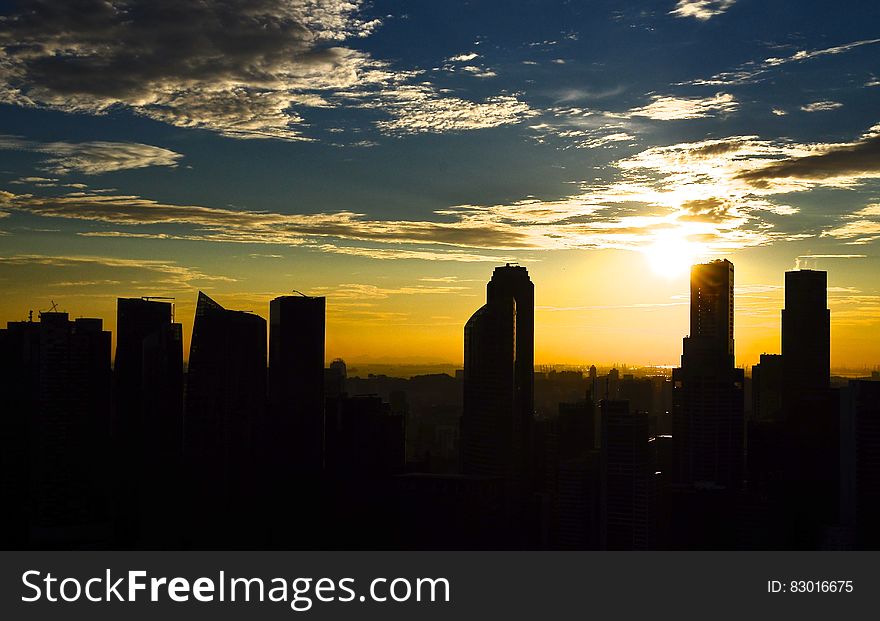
(642, 232, 706, 278)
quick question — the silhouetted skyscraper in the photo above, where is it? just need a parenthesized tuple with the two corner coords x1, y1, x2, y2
(751, 353, 783, 421)
(779, 269, 838, 548)
(269, 294, 326, 476)
(115, 298, 172, 427)
(461, 296, 518, 481)
(461, 264, 535, 493)
(113, 297, 182, 545)
(325, 394, 405, 548)
(782, 269, 830, 397)
(0, 312, 111, 547)
(672, 260, 744, 491)
(139, 321, 184, 546)
(486, 264, 535, 422)
(600, 400, 654, 550)
(184, 291, 267, 546)
(841, 380, 880, 549)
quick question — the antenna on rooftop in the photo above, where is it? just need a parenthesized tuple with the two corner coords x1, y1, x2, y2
(142, 296, 176, 321)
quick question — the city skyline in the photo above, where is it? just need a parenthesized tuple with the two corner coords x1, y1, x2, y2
(5, 257, 874, 550)
(0, 260, 875, 373)
(1, 1, 879, 368)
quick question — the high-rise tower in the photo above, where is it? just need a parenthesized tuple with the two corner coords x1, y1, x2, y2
(184, 292, 267, 546)
(672, 260, 744, 490)
(114, 298, 182, 545)
(461, 264, 535, 493)
(269, 294, 326, 476)
(782, 269, 830, 396)
(487, 264, 535, 421)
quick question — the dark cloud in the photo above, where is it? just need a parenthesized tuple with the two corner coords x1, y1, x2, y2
(686, 139, 751, 158)
(0, 1, 533, 138)
(737, 131, 880, 186)
(0, 0, 371, 100)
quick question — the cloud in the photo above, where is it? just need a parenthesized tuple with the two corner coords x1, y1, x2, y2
(373, 91, 535, 134)
(311, 244, 511, 262)
(0, 135, 183, 174)
(0, 1, 533, 140)
(626, 93, 738, 120)
(686, 38, 880, 86)
(447, 53, 480, 62)
(800, 101, 843, 113)
(5, 125, 880, 262)
(0, 253, 234, 290)
(823, 203, 880, 245)
(0, 189, 537, 250)
(309, 282, 470, 300)
(797, 254, 867, 259)
(669, 1, 736, 21)
(528, 107, 638, 150)
(736, 125, 880, 187)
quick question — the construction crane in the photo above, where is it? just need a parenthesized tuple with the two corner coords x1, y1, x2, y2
(37, 300, 61, 320)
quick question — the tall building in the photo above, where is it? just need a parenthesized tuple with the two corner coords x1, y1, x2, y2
(184, 292, 267, 546)
(138, 321, 184, 546)
(782, 269, 830, 396)
(841, 380, 880, 549)
(113, 298, 182, 545)
(325, 394, 405, 548)
(672, 260, 744, 491)
(461, 296, 518, 481)
(268, 294, 326, 476)
(751, 353, 783, 421)
(779, 269, 838, 548)
(486, 264, 535, 423)
(600, 400, 654, 550)
(0, 312, 111, 547)
(461, 264, 535, 487)
(115, 298, 173, 429)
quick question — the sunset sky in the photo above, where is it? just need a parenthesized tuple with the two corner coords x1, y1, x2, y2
(1, 0, 879, 370)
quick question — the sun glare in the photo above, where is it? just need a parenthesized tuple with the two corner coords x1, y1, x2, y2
(642, 232, 706, 278)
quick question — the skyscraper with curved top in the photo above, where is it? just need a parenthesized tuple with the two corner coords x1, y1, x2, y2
(461, 264, 534, 493)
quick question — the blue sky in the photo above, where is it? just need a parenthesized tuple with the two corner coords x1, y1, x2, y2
(0, 0, 878, 367)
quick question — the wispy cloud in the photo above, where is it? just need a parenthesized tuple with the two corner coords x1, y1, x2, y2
(0, 189, 539, 252)
(0, 135, 183, 175)
(0, 254, 234, 292)
(371, 90, 534, 134)
(626, 92, 737, 120)
(823, 203, 880, 245)
(800, 101, 843, 113)
(686, 37, 880, 86)
(310, 282, 470, 300)
(5, 124, 880, 262)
